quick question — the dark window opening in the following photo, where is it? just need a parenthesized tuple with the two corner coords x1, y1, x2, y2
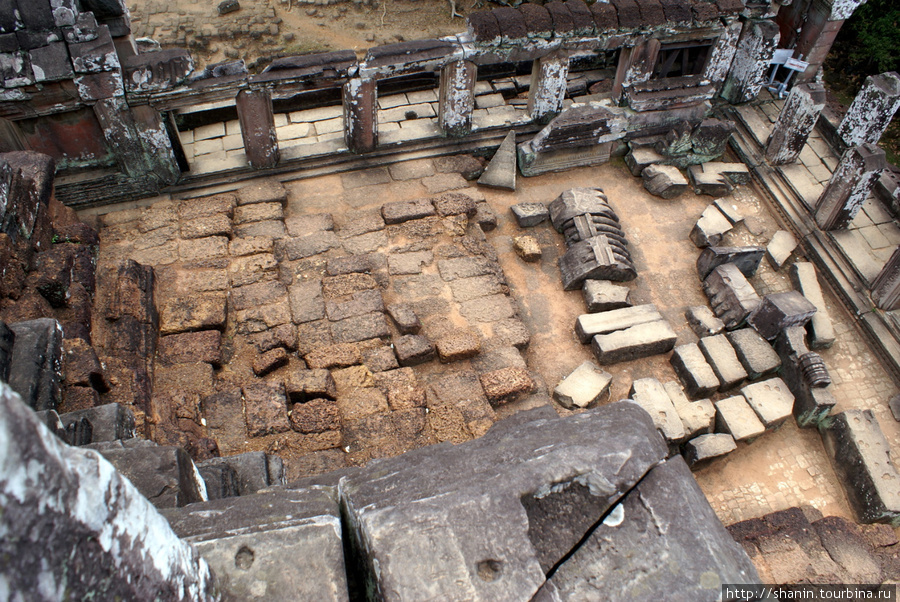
(652, 42, 714, 79)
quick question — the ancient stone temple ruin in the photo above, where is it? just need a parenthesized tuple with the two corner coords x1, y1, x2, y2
(2, 0, 900, 598)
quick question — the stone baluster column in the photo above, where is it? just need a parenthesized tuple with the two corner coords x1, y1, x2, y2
(872, 247, 900, 310)
(814, 143, 886, 231)
(528, 49, 570, 124)
(765, 83, 826, 165)
(836, 72, 900, 148)
(236, 88, 278, 169)
(702, 20, 743, 87)
(343, 77, 378, 153)
(720, 20, 780, 104)
(439, 59, 476, 138)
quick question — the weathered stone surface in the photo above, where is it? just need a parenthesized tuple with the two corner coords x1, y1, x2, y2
(159, 294, 227, 335)
(305, 343, 361, 370)
(688, 166, 732, 197)
(641, 164, 688, 199)
(0, 320, 14, 382)
(664, 381, 715, 439)
(199, 452, 284, 496)
(437, 256, 494, 281)
(684, 433, 736, 468)
(0, 386, 214, 600)
(276, 231, 341, 261)
(671, 343, 719, 398)
(375, 367, 426, 410)
(715, 395, 765, 442)
(386, 303, 421, 334)
(511, 202, 550, 227)
(699, 334, 747, 390)
(540, 455, 759, 598)
(253, 347, 289, 377)
(382, 198, 437, 225)
(59, 402, 135, 442)
(836, 72, 900, 149)
(766, 83, 827, 165)
(8, 318, 63, 411)
(766, 229, 798, 270)
(157, 330, 222, 366)
(388, 250, 433, 275)
(553, 360, 611, 409)
(685, 305, 725, 338)
(703, 263, 762, 329)
(696, 246, 764, 280)
(629, 377, 686, 446)
(575, 304, 663, 344)
(394, 334, 435, 366)
(322, 273, 378, 298)
(582, 279, 631, 312)
(789, 262, 835, 349)
(689, 204, 733, 247)
(242, 383, 291, 437)
(239, 179, 287, 206)
(290, 399, 341, 434)
(816, 144, 887, 231)
(479, 366, 534, 405)
(432, 192, 477, 218)
(558, 235, 637, 289)
(162, 488, 349, 602)
(748, 291, 817, 340)
(331, 312, 390, 344)
(436, 328, 481, 363)
(591, 320, 677, 365)
(478, 130, 517, 190)
(62, 337, 105, 389)
(726, 328, 781, 379)
(285, 368, 337, 403)
(196, 463, 238, 501)
(340, 403, 671, 601)
(460, 294, 516, 323)
(821, 410, 900, 525)
(326, 289, 385, 322)
(88, 439, 206, 509)
(513, 235, 542, 262)
(741, 377, 794, 429)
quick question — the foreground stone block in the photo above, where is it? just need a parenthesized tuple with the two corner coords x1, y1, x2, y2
(821, 410, 900, 525)
(198, 451, 284, 496)
(726, 328, 781, 379)
(538, 456, 759, 597)
(630, 378, 686, 447)
(163, 488, 349, 601)
(553, 360, 612, 409)
(479, 366, 534, 405)
(684, 433, 736, 468)
(340, 403, 670, 601)
(242, 383, 291, 437)
(748, 291, 817, 340)
(670, 343, 719, 398)
(641, 164, 688, 199)
(689, 205, 733, 247)
(513, 235, 542, 262)
(478, 130, 517, 190)
(663, 381, 715, 439)
(0, 385, 214, 600)
(591, 320, 677, 365)
(582, 279, 631, 312)
(765, 229, 798, 270)
(703, 263, 762, 329)
(558, 235, 637, 290)
(741, 378, 794, 429)
(715, 395, 765, 442)
(685, 305, 725, 338)
(8, 318, 63, 411)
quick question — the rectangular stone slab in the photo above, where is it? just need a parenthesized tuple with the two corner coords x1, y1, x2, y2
(670, 343, 719, 398)
(575, 304, 662, 343)
(715, 395, 765, 442)
(537, 456, 759, 598)
(789, 262, 836, 349)
(591, 320, 677, 365)
(726, 328, 781, 379)
(664, 381, 715, 439)
(820, 409, 900, 526)
(741, 378, 795, 429)
(339, 404, 668, 601)
(699, 334, 747, 390)
(629, 377, 686, 444)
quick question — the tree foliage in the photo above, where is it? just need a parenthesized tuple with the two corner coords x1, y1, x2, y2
(838, 0, 900, 75)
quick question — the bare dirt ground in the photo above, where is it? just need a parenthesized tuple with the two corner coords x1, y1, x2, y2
(128, 0, 473, 70)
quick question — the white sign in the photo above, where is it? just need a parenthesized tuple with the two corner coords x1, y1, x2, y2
(784, 57, 810, 71)
(770, 49, 794, 65)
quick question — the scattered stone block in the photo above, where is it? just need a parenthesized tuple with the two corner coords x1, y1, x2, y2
(663, 381, 715, 438)
(685, 305, 725, 338)
(479, 366, 534, 405)
(435, 329, 481, 363)
(475, 200, 498, 231)
(696, 246, 764, 280)
(821, 410, 900, 525)
(741, 378, 795, 429)
(707, 163, 751, 186)
(218, 0, 240, 15)
(688, 166, 732, 197)
(511, 203, 549, 227)
(789, 262, 835, 349)
(290, 399, 341, 434)
(242, 383, 291, 437)
(670, 343, 719, 398)
(689, 205, 733, 247)
(198, 452, 283, 496)
(726, 328, 781, 379)
(715, 395, 765, 442)
(641, 164, 688, 199)
(624, 145, 665, 176)
(477, 130, 517, 190)
(393, 334, 434, 366)
(684, 433, 736, 468)
(386, 303, 421, 335)
(630, 378, 686, 446)
(748, 291, 817, 340)
(582, 279, 631, 312)
(558, 235, 637, 290)
(59, 403, 135, 443)
(591, 320, 677, 365)
(575, 304, 663, 344)
(699, 334, 747, 390)
(766, 229, 798, 270)
(513, 235, 541, 262)
(253, 347, 289, 377)
(284, 368, 337, 403)
(703, 263, 762, 329)
(197, 463, 238, 500)
(553, 360, 612, 409)
(381, 198, 436, 225)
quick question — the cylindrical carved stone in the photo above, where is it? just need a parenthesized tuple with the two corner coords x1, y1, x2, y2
(765, 83, 826, 165)
(343, 77, 377, 154)
(236, 88, 278, 169)
(799, 352, 831, 388)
